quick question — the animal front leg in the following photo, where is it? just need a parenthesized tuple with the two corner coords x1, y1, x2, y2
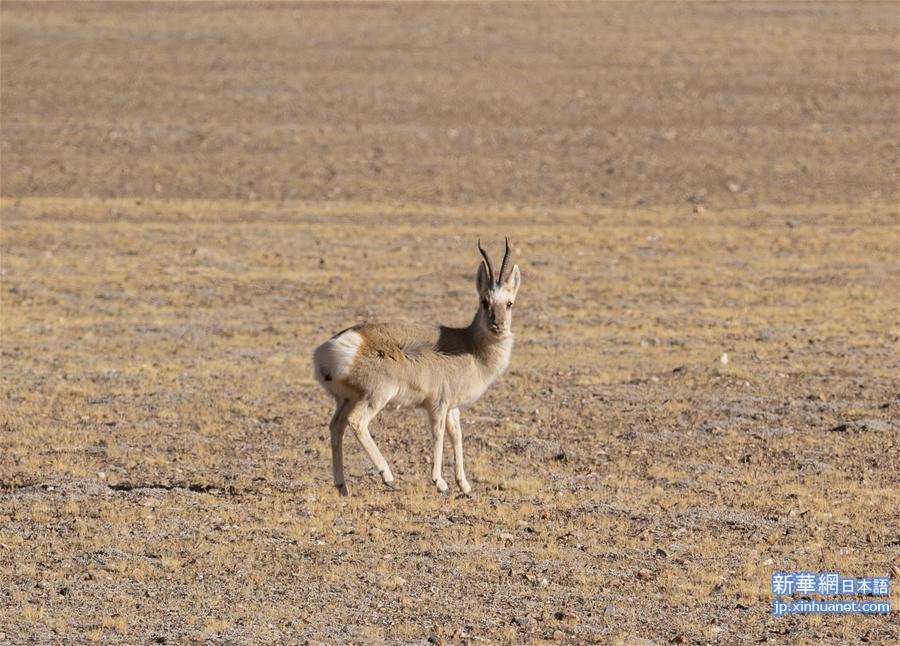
(446, 407, 471, 495)
(427, 404, 449, 493)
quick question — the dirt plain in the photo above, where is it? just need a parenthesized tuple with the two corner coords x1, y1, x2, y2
(1, 1, 899, 644)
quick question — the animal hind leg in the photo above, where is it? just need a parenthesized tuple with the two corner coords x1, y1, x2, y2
(330, 398, 351, 496)
(346, 398, 395, 488)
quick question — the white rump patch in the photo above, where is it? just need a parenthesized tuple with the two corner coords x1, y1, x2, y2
(313, 330, 363, 384)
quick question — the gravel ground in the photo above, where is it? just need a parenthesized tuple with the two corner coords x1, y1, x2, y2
(1, 1, 898, 644)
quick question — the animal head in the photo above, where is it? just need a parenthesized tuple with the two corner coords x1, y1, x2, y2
(475, 238, 521, 336)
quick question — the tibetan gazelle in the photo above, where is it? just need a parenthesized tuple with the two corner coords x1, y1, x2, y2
(313, 239, 521, 496)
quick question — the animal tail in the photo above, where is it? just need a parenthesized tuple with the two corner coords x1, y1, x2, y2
(312, 328, 362, 389)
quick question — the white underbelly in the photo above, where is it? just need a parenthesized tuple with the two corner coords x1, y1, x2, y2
(386, 381, 488, 410)
(387, 384, 427, 409)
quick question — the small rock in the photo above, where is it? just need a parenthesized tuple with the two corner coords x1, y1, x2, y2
(604, 604, 621, 617)
(191, 247, 210, 256)
(727, 182, 741, 193)
(719, 352, 729, 365)
(693, 204, 706, 215)
(554, 610, 579, 624)
(636, 568, 653, 580)
(499, 532, 515, 542)
(382, 575, 406, 590)
(512, 615, 536, 630)
(655, 547, 668, 558)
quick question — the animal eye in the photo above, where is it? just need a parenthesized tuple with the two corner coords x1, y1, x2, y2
(506, 301, 513, 309)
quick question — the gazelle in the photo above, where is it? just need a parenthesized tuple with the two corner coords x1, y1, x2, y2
(312, 239, 521, 496)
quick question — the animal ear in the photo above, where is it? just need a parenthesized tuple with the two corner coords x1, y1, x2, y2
(476, 260, 492, 295)
(503, 264, 521, 297)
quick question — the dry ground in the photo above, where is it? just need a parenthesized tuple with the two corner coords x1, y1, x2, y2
(1, 1, 899, 645)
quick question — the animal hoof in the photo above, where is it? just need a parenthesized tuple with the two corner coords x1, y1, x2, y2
(457, 480, 472, 496)
(433, 478, 449, 494)
(383, 478, 399, 491)
(335, 483, 349, 497)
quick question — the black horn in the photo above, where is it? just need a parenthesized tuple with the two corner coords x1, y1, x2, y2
(477, 239, 495, 284)
(497, 237, 511, 285)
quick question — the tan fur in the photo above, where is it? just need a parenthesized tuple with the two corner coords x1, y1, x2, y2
(312, 241, 521, 496)
(343, 321, 512, 409)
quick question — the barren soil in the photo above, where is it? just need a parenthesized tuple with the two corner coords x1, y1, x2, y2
(1, 2, 899, 644)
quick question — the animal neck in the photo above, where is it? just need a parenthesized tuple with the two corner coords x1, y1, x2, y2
(467, 310, 514, 373)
